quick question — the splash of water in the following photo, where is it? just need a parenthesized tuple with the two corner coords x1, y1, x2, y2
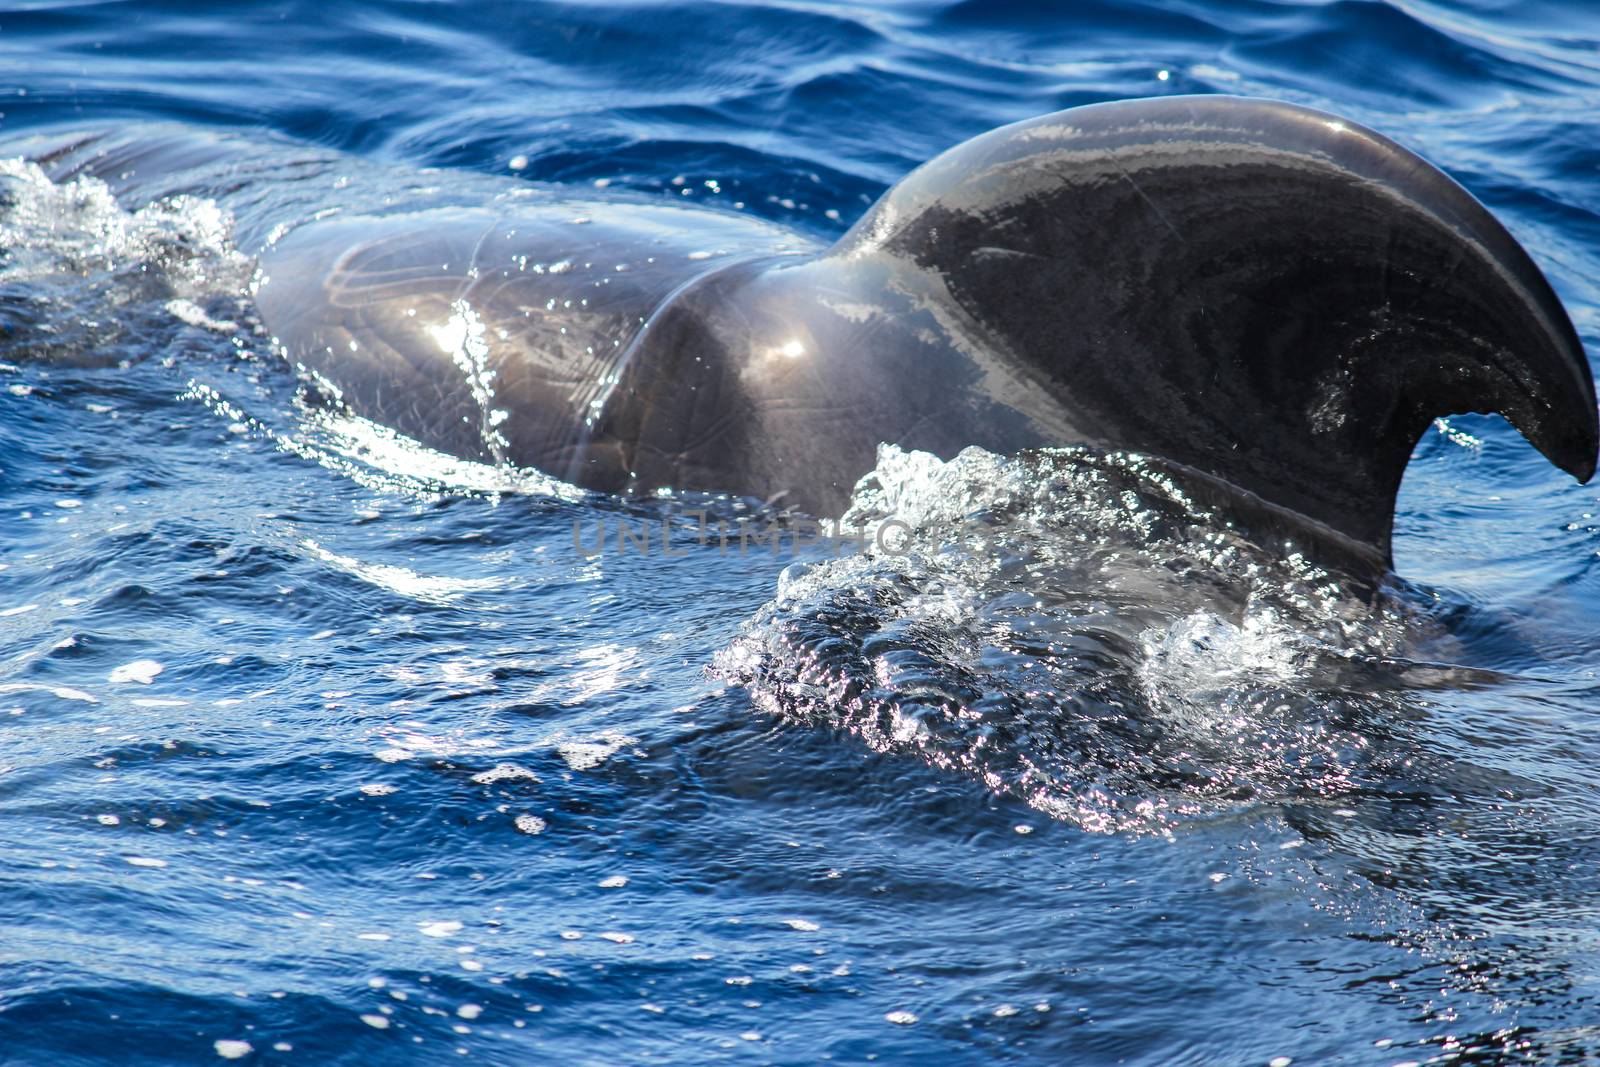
(0, 157, 254, 366)
(719, 444, 1434, 834)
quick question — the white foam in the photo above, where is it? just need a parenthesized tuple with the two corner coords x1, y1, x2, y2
(471, 763, 540, 785)
(554, 730, 637, 771)
(108, 659, 163, 685)
(0, 157, 251, 342)
(720, 442, 1406, 836)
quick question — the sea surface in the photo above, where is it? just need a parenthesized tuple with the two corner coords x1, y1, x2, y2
(3, 1, 1600, 1064)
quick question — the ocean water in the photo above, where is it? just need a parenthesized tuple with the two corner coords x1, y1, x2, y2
(2, 1, 1600, 1064)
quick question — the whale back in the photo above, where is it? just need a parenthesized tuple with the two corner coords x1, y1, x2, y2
(256, 201, 811, 487)
(25, 103, 1593, 567)
(833, 96, 1598, 563)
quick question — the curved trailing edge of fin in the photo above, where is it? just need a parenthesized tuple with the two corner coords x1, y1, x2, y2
(840, 94, 1598, 565)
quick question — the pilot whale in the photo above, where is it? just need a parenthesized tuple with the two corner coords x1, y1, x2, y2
(22, 95, 1598, 570)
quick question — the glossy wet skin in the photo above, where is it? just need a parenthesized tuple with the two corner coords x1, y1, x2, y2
(255, 204, 812, 487)
(30, 95, 1599, 568)
(260, 96, 1597, 568)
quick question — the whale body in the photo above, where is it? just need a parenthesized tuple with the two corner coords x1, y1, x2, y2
(22, 95, 1599, 569)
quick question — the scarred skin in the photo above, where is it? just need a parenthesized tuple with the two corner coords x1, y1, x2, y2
(19, 96, 1599, 570)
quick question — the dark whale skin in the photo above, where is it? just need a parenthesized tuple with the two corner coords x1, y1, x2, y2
(23, 96, 1598, 569)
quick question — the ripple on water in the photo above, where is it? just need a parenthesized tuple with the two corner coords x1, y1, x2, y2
(3, 1, 1600, 1062)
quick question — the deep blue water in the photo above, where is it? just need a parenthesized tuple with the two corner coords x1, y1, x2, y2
(3, 1, 1600, 1064)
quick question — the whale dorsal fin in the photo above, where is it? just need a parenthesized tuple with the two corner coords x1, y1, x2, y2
(838, 95, 1597, 564)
